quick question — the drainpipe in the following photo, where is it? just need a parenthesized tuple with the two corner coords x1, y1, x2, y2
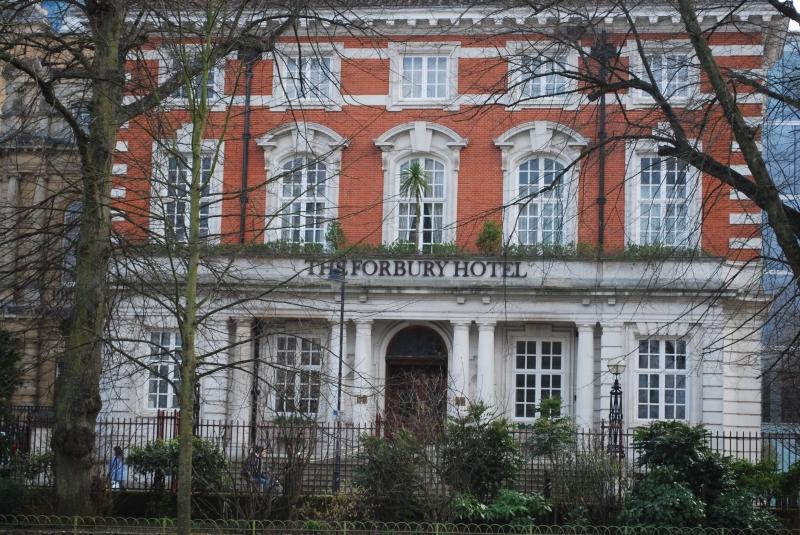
(239, 50, 258, 245)
(591, 32, 616, 251)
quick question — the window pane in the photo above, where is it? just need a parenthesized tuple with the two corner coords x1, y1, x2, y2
(517, 158, 565, 245)
(279, 158, 327, 243)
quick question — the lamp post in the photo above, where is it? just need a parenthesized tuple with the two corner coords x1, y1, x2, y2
(328, 264, 345, 493)
(607, 357, 626, 460)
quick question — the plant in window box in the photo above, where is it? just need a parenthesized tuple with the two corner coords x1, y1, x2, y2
(475, 220, 502, 255)
(399, 161, 431, 252)
(325, 221, 347, 252)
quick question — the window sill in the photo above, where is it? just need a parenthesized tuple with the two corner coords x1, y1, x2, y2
(388, 98, 459, 111)
(269, 98, 343, 112)
(160, 97, 228, 110)
(505, 95, 578, 110)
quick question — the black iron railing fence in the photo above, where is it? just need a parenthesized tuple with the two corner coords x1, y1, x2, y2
(2, 410, 798, 498)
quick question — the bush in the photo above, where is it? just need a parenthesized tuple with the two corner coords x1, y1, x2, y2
(354, 403, 522, 522)
(325, 221, 346, 251)
(524, 397, 576, 458)
(443, 403, 524, 499)
(0, 478, 26, 515)
(127, 436, 229, 493)
(706, 488, 781, 530)
(731, 457, 782, 507)
(453, 489, 549, 525)
(475, 220, 502, 254)
(617, 467, 705, 527)
(353, 430, 420, 521)
(632, 420, 709, 473)
(295, 487, 374, 521)
(628, 421, 783, 529)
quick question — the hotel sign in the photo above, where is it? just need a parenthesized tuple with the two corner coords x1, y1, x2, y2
(304, 259, 528, 279)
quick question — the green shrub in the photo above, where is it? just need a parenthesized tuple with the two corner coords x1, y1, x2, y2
(475, 220, 502, 254)
(706, 488, 781, 530)
(617, 466, 705, 527)
(453, 490, 549, 525)
(443, 403, 524, 499)
(632, 421, 735, 506)
(731, 457, 782, 506)
(0, 478, 26, 515)
(632, 420, 709, 472)
(523, 397, 576, 458)
(628, 421, 788, 529)
(325, 221, 346, 251)
(355, 403, 522, 522)
(127, 436, 229, 493)
(353, 430, 420, 521)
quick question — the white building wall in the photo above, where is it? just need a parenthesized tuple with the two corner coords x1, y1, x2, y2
(102, 257, 767, 434)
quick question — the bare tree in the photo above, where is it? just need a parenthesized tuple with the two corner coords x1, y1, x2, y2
(0, 0, 320, 516)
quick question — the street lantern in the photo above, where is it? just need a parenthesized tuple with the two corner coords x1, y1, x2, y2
(607, 357, 626, 459)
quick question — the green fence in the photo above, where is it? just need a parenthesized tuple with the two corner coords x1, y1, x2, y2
(0, 517, 797, 535)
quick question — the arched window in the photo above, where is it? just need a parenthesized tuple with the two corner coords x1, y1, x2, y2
(398, 157, 445, 248)
(495, 122, 587, 249)
(516, 157, 566, 245)
(279, 157, 327, 244)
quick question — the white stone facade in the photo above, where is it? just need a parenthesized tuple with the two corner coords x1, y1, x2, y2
(101, 256, 766, 433)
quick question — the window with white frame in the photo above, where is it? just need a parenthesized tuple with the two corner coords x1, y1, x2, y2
(637, 156, 690, 245)
(148, 332, 181, 409)
(284, 57, 333, 100)
(520, 56, 568, 98)
(174, 64, 217, 100)
(397, 157, 445, 247)
(645, 54, 690, 98)
(513, 340, 563, 419)
(401, 56, 449, 100)
(637, 339, 687, 420)
(279, 157, 327, 244)
(165, 156, 212, 242)
(515, 157, 567, 245)
(274, 336, 322, 414)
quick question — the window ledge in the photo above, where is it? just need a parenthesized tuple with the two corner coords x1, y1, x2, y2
(269, 98, 343, 112)
(388, 98, 459, 111)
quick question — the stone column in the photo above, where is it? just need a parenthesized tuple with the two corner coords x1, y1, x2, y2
(193, 317, 230, 422)
(477, 322, 496, 405)
(450, 321, 471, 412)
(353, 320, 373, 425)
(1, 176, 18, 270)
(575, 324, 596, 429)
(599, 324, 624, 424)
(328, 320, 347, 422)
(226, 319, 252, 422)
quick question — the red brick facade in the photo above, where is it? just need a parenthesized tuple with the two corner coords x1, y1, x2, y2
(113, 18, 770, 261)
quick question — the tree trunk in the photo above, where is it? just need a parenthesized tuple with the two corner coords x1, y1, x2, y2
(415, 193, 422, 251)
(51, 1, 124, 516)
(677, 0, 800, 291)
(176, 57, 212, 535)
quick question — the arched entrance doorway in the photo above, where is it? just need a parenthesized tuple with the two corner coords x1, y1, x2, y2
(385, 326, 448, 427)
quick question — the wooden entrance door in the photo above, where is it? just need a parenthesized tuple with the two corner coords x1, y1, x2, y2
(384, 327, 448, 428)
